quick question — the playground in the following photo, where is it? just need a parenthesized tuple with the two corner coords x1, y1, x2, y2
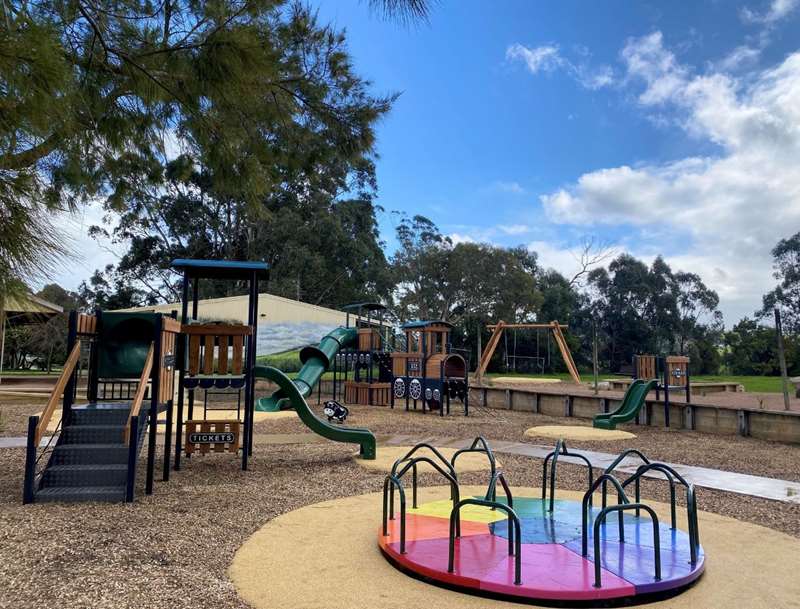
(2, 408, 800, 608)
(0, 260, 798, 609)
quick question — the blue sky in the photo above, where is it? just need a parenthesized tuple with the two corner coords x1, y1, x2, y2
(317, 0, 800, 325)
(59, 0, 800, 325)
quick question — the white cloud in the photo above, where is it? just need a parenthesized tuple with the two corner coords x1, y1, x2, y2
(526, 240, 582, 278)
(579, 65, 615, 89)
(507, 43, 615, 90)
(620, 32, 690, 105)
(506, 43, 563, 74)
(717, 45, 762, 72)
(540, 32, 800, 324)
(448, 233, 476, 245)
(498, 224, 530, 235)
(741, 0, 799, 24)
(490, 180, 527, 195)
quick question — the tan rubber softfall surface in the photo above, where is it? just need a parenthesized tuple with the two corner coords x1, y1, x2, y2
(229, 486, 800, 609)
(524, 425, 636, 441)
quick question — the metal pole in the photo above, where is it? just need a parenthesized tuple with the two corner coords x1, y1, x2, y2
(242, 274, 256, 469)
(63, 311, 78, 427)
(174, 273, 189, 471)
(146, 316, 162, 495)
(592, 318, 599, 395)
(23, 415, 39, 503)
(774, 308, 791, 411)
(248, 271, 259, 457)
(0, 307, 6, 385)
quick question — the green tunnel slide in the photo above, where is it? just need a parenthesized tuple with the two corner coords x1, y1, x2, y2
(254, 327, 376, 459)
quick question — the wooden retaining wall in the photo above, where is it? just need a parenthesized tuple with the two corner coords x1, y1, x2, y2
(467, 385, 800, 444)
(271, 379, 800, 444)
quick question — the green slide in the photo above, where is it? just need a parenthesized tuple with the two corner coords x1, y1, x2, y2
(254, 327, 376, 459)
(593, 379, 658, 430)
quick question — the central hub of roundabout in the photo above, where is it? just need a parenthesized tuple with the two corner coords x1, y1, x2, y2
(378, 439, 705, 605)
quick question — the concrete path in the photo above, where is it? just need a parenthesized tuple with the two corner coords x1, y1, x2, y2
(0, 436, 51, 449)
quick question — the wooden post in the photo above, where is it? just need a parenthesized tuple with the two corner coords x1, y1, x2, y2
(774, 308, 791, 411)
(476, 325, 482, 385)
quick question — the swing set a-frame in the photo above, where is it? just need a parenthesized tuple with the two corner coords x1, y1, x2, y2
(476, 321, 582, 386)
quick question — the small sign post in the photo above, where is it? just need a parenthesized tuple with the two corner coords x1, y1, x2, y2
(185, 420, 240, 455)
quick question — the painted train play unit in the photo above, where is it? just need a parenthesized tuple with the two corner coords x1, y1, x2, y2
(330, 303, 470, 416)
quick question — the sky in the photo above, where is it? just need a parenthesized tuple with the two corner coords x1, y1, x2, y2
(56, 0, 800, 325)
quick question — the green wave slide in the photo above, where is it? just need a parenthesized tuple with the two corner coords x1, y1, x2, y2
(253, 326, 376, 459)
(593, 379, 658, 430)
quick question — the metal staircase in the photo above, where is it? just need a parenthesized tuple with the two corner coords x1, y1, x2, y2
(32, 403, 149, 503)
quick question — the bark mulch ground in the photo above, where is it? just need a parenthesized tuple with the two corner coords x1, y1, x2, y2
(258, 401, 800, 481)
(0, 397, 47, 437)
(2, 400, 800, 609)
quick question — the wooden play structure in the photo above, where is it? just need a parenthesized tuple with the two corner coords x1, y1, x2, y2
(171, 259, 268, 471)
(24, 310, 182, 503)
(329, 307, 469, 415)
(22, 258, 383, 504)
(390, 320, 469, 415)
(632, 354, 691, 427)
(181, 322, 252, 453)
(335, 303, 394, 407)
(476, 321, 581, 385)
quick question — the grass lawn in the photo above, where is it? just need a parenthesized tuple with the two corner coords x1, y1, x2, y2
(690, 375, 789, 393)
(0, 369, 61, 376)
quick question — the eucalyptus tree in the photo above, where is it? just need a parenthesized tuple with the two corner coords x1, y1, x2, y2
(3, 0, 424, 300)
(760, 232, 800, 333)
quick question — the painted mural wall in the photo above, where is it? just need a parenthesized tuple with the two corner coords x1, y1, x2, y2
(255, 321, 340, 355)
(122, 292, 350, 356)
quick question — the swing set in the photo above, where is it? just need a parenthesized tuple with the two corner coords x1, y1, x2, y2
(476, 321, 581, 386)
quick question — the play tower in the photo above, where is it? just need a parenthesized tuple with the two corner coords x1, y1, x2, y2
(390, 320, 469, 415)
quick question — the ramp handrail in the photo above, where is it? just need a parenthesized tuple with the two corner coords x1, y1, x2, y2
(124, 343, 154, 444)
(35, 341, 82, 446)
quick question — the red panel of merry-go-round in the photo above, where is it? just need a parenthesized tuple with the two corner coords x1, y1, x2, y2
(378, 497, 705, 603)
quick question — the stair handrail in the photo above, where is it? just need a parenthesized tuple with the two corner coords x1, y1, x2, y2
(124, 343, 154, 444)
(35, 341, 82, 446)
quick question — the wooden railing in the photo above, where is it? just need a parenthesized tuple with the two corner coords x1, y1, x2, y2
(35, 341, 82, 446)
(124, 343, 154, 444)
(182, 323, 252, 377)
